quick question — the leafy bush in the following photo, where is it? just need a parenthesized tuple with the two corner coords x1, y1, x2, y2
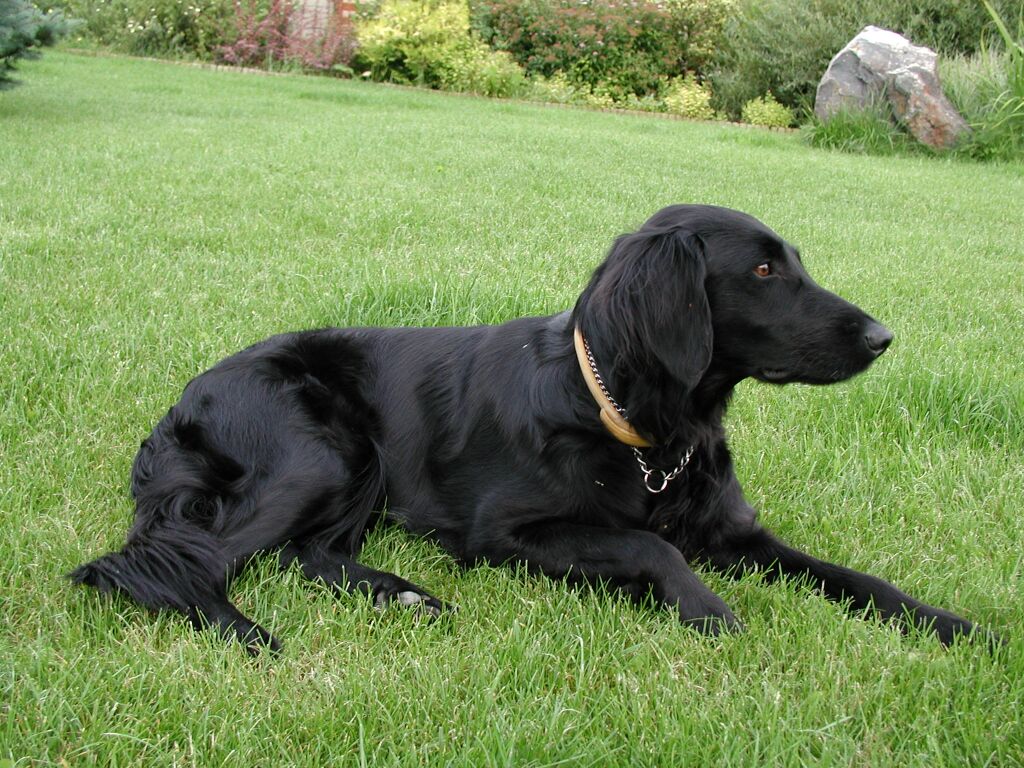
(433, 35, 525, 96)
(942, 49, 1010, 124)
(57, 0, 233, 58)
(472, 0, 730, 101)
(526, 70, 581, 103)
(663, 73, 716, 120)
(218, 0, 356, 71)
(1, 0, 75, 86)
(527, 73, 666, 110)
(741, 91, 793, 127)
(616, 90, 668, 113)
(356, 0, 463, 83)
(355, 0, 526, 96)
(943, 1, 1024, 161)
(708, 0, 1023, 120)
(891, 0, 1021, 55)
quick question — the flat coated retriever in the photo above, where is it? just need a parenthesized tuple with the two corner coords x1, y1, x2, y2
(72, 204, 990, 652)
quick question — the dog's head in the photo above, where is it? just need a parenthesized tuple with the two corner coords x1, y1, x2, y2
(573, 205, 892, 404)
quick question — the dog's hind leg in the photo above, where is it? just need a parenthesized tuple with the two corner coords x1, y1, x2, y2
(186, 598, 281, 654)
(279, 543, 451, 618)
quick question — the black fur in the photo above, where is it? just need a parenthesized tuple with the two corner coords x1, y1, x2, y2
(71, 205, 992, 652)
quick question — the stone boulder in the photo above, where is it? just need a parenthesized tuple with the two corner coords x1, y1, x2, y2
(815, 26, 969, 150)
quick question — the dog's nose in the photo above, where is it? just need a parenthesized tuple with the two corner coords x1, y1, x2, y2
(864, 322, 894, 356)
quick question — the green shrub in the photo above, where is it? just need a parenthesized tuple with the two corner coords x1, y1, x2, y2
(891, 0, 1021, 55)
(617, 90, 669, 113)
(356, 0, 464, 83)
(356, 0, 526, 96)
(1, 0, 75, 86)
(57, 0, 232, 58)
(802, 100, 922, 155)
(741, 91, 794, 127)
(943, 1, 1024, 161)
(434, 37, 526, 96)
(528, 75, 678, 111)
(471, 0, 730, 101)
(942, 49, 1010, 123)
(709, 0, 1022, 121)
(663, 74, 716, 120)
(526, 70, 582, 104)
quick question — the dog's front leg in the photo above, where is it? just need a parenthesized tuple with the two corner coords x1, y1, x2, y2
(473, 521, 742, 635)
(704, 525, 993, 646)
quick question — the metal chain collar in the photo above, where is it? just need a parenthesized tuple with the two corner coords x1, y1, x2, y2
(582, 334, 626, 416)
(582, 335, 694, 494)
(632, 445, 694, 494)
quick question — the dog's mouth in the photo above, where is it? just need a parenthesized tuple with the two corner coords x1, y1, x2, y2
(757, 369, 791, 383)
(757, 367, 864, 386)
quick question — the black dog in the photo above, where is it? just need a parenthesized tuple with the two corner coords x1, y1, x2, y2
(72, 204, 987, 652)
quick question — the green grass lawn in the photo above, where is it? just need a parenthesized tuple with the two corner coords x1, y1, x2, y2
(2, 51, 1023, 766)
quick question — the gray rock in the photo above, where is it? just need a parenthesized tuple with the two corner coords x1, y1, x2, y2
(815, 26, 969, 150)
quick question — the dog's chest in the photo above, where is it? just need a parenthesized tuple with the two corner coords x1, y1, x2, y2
(565, 452, 675, 530)
(570, 444, 717, 543)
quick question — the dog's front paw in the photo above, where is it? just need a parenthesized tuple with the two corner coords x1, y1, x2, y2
(913, 607, 1002, 651)
(936, 618, 1003, 651)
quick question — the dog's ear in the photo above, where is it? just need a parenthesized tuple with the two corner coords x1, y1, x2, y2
(574, 226, 712, 393)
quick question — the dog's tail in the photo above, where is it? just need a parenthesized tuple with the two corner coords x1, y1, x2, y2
(69, 511, 228, 615)
(69, 512, 284, 651)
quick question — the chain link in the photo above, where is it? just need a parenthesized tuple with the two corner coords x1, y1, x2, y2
(582, 335, 626, 416)
(582, 333, 694, 493)
(632, 445, 694, 494)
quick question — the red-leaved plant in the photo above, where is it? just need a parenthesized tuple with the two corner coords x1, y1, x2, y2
(218, 0, 356, 71)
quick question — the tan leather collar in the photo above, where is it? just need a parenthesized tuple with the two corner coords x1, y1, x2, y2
(573, 327, 652, 448)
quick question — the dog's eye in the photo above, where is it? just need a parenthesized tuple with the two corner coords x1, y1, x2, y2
(754, 263, 771, 277)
